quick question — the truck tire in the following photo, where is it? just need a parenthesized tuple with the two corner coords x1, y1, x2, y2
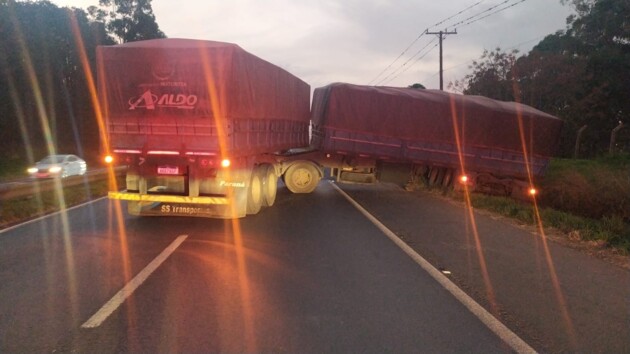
(261, 165, 278, 207)
(246, 168, 263, 215)
(284, 162, 320, 194)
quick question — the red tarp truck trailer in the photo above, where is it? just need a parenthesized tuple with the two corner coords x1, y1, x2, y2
(311, 83, 563, 197)
(98, 38, 311, 218)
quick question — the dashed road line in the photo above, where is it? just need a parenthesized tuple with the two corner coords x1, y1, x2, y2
(81, 235, 188, 328)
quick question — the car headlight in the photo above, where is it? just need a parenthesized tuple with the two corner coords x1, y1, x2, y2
(27, 167, 38, 174)
(49, 166, 62, 173)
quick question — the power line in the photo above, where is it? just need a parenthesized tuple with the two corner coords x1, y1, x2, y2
(369, 0, 530, 87)
(420, 34, 547, 89)
(377, 38, 439, 86)
(459, 0, 527, 28)
(383, 43, 440, 85)
(368, 33, 427, 85)
(445, 0, 524, 29)
(367, 1, 487, 85)
(430, 0, 486, 30)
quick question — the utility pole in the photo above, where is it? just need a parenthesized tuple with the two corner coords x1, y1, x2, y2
(426, 29, 457, 90)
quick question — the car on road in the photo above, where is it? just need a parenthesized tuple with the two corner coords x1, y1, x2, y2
(27, 154, 87, 178)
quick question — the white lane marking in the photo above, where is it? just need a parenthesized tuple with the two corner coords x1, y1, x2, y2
(0, 196, 108, 235)
(81, 235, 189, 328)
(329, 181, 536, 354)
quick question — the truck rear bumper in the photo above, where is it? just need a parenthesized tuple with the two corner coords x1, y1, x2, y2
(108, 191, 246, 218)
(108, 191, 229, 205)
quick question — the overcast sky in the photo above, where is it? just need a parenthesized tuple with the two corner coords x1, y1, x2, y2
(51, 0, 574, 91)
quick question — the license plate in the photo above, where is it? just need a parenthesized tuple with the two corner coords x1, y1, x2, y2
(157, 166, 180, 175)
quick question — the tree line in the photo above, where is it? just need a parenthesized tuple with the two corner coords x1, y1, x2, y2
(0, 0, 164, 163)
(450, 0, 629, 158)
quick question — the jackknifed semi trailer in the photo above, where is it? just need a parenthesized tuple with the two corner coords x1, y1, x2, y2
(99, 39, 562, 219)
(311, 83, 563, 198)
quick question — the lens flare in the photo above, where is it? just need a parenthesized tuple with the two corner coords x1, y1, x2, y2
(6, 2, 80, 323)
(448, 93, 499, 316)
(510, 64, 577, 348)
(69, 13, 136, 334)
(199, 44, 256, 351)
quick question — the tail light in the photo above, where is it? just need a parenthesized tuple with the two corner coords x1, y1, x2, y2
(459, 175, 469, 183)
(529, 187, 538, 197)
(104, 155, 114, 164)
(221, 159, 231, 168)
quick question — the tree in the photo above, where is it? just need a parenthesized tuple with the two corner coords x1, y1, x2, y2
(0, 0, 114, 161)
(560, 0, 630, 156)
(449, 48, 518, 102)
(97, 0, 165, 43)
(450, 0, 630, 157)
(408, 83, 426, 89)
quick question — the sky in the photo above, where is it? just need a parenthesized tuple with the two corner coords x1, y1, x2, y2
(51, 0, 575, 92)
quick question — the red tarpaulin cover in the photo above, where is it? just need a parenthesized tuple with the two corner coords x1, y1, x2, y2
(97, 38, 310, 153)
(311, 83, 563, 177)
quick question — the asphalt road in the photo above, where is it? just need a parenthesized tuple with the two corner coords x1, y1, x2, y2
(0, 180, 628, 352)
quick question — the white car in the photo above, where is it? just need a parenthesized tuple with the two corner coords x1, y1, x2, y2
(27, 154, 87, 178)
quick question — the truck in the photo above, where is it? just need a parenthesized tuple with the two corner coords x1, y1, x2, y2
(98, 38, 316, 218)
(310, 83, 564, 198)
(99, 39, 563, 219)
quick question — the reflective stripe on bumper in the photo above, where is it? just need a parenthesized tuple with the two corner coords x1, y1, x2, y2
(108, 191, 229, 205)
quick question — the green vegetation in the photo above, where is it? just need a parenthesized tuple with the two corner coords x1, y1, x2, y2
(436, 155, 630, 253)
(0, 176, 124, 228)
(0, 155, 29, 180)
(461, 194, 630, 253)
(1, 0, 164, 162)
(540, 154, 630, 221)
(450, 0, 630, 157)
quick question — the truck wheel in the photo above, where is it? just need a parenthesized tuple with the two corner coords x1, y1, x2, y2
(246, 169, 263, 215)
(284, 162, 320, 193)
(261, 165, 278, 207)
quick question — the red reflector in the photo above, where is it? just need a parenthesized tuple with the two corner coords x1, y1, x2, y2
(113, 149, 141, 154)
(185, 151, 216, 156)
(148, 150, 180, 155)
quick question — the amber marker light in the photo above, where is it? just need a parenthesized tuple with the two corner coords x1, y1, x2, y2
(221, 158, 231, 168)
(529, 187, 538, 197)
(104, 155, 114, 164)
(459, 175, 468, 183)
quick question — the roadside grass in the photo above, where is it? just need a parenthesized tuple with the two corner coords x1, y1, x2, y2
(0, 176, 124, 229)
(0, 155, 29, 180)
(420, 154, 630, 254)
(540, 154, 630, 221)
(455, 193, 630, 253)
